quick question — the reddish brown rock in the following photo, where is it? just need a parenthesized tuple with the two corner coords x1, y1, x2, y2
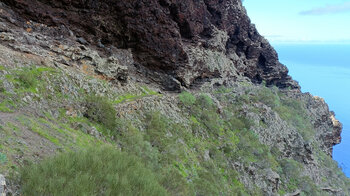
(2, 0, 299, 90)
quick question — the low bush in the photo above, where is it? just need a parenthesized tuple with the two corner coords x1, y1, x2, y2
(255, 87, 280, 108)
(280, 159, 302, 178)
(17, 68, 38, 89)
(275, 98, 314, 141)
(0, 80, 5, 92)
(299, 176, 320, 195)
(84, 95, 117, 130)
(0, 152, 7, 164)
(179, 91, 196, 106)
(119, 122, 160, 168)
(159, 167, 195, 196)
(145, 112, 170, 149)
(19, 146, 167, 196)
(196, 94, 214, 108)
(243, 86, 315, 142)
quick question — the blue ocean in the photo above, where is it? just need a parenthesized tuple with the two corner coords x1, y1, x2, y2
(273, 44, 350, 176)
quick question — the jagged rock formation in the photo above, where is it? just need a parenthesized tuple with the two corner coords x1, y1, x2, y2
(2, 0, 299, 90)
(0, 0, 341, 156)
(0, 0, 348, 195)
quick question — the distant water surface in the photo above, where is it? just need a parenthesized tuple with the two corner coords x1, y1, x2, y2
(273, 44, 350, 176)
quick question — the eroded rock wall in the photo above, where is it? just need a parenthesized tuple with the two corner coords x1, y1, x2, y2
(0, 0, 341, 167)
(2, 0, 299, 90)
(0, 0, 346, 194)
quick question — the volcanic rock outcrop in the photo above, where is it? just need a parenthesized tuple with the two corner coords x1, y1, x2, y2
(0, 0, 347, 195)
(2, 0, 299, 90)
(1, 0, 340, 156)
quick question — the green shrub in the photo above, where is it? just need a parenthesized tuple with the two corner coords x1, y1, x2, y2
(0, 152, 7, 164)
(277, 159, 304, 193)
(198, 108, 222, 134)
(299, 176, 320, 195)
(275, 98, 314, 141)
(119, 123, 160, 168)
(185, 94, 225, 136)
(214, 86, 232, 94)
(179, 91, 196, 106)
(145, 112, 170, 149)
(0, 80, 5, 93)
(84, 95, 116, 130)
(232, 179, 251, 195)
(160, 167, 195, 196)
(194, 169, 222, 196)
(279, 159, 302, 185)
(19, 146, 167, 196)
(14, 66, 55, 92)
(256, 87, 280, 108)
(196, 94, 214, 108)
(17, 68, 38, 89)
(228, 117, 252, 131)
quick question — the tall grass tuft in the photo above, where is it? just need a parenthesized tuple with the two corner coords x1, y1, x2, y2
(19, 146, 168, 196)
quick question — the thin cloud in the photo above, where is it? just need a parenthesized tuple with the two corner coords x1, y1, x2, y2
(300, 2, 350, 15)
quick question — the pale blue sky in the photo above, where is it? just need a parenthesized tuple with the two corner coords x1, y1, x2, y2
(243, 0, 350, 43)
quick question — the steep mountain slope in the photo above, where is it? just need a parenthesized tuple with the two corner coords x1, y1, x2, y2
(0, 0, 348, 195)
(1, 0, 299, 90)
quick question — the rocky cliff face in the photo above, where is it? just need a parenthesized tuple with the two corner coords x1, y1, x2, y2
(0, 0, 340, 154)
(0, 0, 348, 195)
(2, 0, 299, 90)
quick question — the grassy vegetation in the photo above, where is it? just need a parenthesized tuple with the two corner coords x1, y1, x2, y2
(233, 85, 315, 142)
(84, 95, 117, 130)
(114, 86, 160, 104)
(13, 66, 56, 93)
(0, 111, 105, 175)
(275, 98, 314, 141)
(212, 85, 350, 194)
(0, 100, 15, 112)
(1, 64, 349, 195)
(0, 152, 7, 164)
(0, 66, 57, 113)
(0, 80, 5, 93)
(19, 146, 167, 196)
(17, 68, 38, 89)
(28, 119, 61, 146)
(21, 85, 336, 195)
(179, 91, 196, 106)
(89, 91, 258, 195)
